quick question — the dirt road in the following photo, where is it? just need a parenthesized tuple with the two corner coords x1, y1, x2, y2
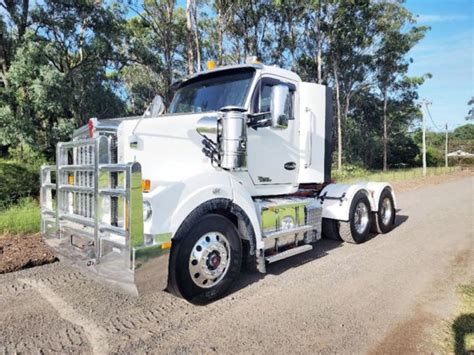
(1, 176, 473, 354)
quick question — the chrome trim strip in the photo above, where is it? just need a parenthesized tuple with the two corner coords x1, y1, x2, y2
(99, 224, 127, 236)
(262, 225, 314, 239)
(59, 213, 95, 228)
(58, 165, 94, 171)
(99, 188, 126, 197)
(58, 185, 94, 193)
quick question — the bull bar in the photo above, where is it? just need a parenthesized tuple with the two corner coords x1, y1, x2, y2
(40, 136, 169, 295)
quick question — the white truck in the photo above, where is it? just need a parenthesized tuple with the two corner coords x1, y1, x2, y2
(40, 63, 396, 303)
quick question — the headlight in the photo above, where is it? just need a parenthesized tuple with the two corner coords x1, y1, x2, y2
(143, 201, 152, 221)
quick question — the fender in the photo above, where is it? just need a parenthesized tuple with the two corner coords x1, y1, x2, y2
(144, 172, 262, 250)
(143, 171, 233, 237)
(319, 182, 395, 221)
(361, 182, 397, 211)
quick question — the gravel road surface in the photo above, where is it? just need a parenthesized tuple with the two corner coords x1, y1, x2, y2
(0, 175, 473, 354)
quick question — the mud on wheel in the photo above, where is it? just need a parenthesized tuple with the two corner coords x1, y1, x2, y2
(168, 214, 242, 304)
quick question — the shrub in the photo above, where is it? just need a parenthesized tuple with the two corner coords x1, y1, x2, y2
(0, 159, 40, 209)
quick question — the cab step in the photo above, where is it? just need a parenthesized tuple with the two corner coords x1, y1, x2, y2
(265, 244, 313, 264)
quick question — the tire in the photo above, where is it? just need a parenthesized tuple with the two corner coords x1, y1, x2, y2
(371, 188, 396, 234)
(339, 191, 372, 244)
(322, 218, 342, 241)
(168, 214, 242, 304)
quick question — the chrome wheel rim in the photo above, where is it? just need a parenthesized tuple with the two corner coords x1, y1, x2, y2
(354, 202, 369, 234)
(381, 197, 393, 225)
(189, 232, 230, 288)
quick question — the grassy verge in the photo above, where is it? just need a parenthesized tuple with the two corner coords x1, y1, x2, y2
(334, 166, 461, 183)
(442, 283, 474, 354)
(0, 198, 40, 236)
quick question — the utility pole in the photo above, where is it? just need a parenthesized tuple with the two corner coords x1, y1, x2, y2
(445, 123, 448, 168)
(421, 100, 428, 177)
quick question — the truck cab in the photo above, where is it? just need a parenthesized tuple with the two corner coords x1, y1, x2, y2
(40, 64, 397, 303)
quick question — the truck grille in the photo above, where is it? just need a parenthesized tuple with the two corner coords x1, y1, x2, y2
(73, 144, 95, 219)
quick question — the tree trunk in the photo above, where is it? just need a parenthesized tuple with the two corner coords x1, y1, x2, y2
(382, 92, 388, 171)
(217, 6, 224, 65)
(316, 1, 322, 83)
(192, 2, 201, 71)
(333, 64, 342, 171)
(186, 0, 195, 75)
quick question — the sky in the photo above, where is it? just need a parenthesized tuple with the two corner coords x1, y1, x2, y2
(404, 0, 473, 132)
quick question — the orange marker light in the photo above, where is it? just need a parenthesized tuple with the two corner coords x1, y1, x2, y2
(142, 179, 151, 193)
(161, 242, 172, 250)
(206, 60, 217, 70)
(68, 174, 74, 185)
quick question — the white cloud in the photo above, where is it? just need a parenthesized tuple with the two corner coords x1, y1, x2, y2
(417, 14, 468, 23)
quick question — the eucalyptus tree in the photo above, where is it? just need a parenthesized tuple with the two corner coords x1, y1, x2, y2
(324, 0, 379, 172)
(124, 0, 186, 109)
(372, 0, 428, 170)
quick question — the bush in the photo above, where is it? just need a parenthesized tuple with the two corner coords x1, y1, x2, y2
(332, 164, 370, 182)
(0, 159, 40, 209)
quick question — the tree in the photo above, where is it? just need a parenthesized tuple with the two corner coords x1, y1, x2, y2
(373, 0, 428, 170)
(125, 0, 186, 107)
(325, 0, 378, 171)
(0, 0, 126, 160)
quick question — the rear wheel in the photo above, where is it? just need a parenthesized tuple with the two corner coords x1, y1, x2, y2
(339, 191, 372, 244)
(169, 214, 242, 304)
(372, 188, 396, 234)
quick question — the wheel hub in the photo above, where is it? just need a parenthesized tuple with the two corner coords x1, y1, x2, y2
(381, 197, 393, 225)
(207, 252, 221, 270)
(188, 232, 230, 288)
(354, 202, 369, 234)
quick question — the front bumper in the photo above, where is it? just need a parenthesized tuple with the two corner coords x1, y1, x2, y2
(44, 235, 170, 295)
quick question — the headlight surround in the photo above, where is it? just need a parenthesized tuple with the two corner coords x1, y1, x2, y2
(143, 200, 152, 221)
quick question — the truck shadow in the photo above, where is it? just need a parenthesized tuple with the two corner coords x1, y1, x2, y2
(394, 212, 409, 228)
(230, 213, 410, 296)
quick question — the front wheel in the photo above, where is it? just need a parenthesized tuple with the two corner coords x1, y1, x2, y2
(168, 214, 242, 304)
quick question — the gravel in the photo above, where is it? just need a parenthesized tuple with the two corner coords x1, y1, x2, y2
(0, 173, 472, 354)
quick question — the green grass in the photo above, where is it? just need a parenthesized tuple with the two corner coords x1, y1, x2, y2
(442, 283, 474, 354)
(0, 198, 41, 235)
(334, 166, 461, 184)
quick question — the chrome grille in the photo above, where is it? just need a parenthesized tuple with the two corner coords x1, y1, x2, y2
(73, 142, 96, 219)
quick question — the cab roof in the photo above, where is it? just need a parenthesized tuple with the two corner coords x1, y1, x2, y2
(175, 63, 302, 88)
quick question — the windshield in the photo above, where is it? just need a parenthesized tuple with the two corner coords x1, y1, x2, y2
(169, 69, 255, 114)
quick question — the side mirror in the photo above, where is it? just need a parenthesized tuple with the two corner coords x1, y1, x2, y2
(144, 95, 165, 117)
(271, 84, 290, 129)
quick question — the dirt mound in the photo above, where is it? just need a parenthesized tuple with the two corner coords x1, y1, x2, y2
(0, 233, 57, 273)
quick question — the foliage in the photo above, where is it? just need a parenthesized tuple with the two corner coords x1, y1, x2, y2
(0, 0, 430, 171)
(0, 159, 40, 208)
(0, 197, 40, 235)
(452, 124, 474, 141)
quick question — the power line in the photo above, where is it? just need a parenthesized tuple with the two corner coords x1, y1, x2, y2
(425, 104, 442, 132)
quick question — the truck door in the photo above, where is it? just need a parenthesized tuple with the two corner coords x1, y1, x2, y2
(246, 76, 299, 185)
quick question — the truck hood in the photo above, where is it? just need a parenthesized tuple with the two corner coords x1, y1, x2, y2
(118, 113, 219, 184)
